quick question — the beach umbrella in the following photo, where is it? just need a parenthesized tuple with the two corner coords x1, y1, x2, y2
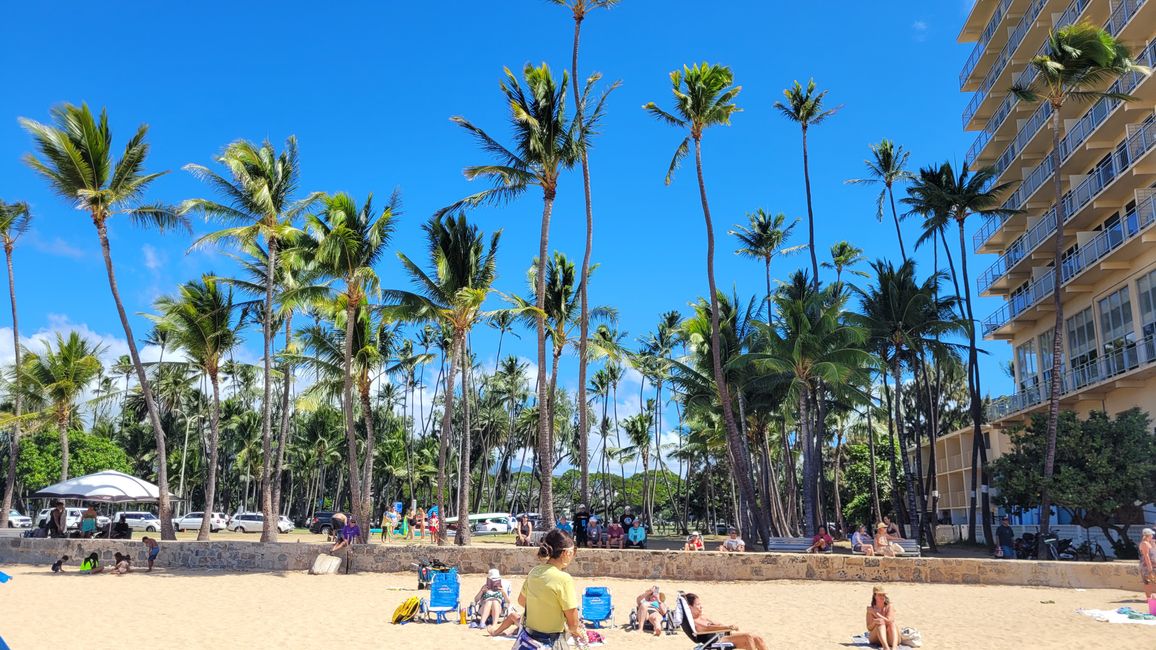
(30, 470, 178, 503)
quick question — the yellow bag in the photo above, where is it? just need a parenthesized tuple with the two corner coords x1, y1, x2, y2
(392, 596, 421, 624)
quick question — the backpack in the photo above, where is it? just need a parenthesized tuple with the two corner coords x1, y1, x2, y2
(392, 596, 421, 624)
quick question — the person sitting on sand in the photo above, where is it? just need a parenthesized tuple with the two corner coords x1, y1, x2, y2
(684, 592, 767, 650)
(873, 524, 895, 558)
(142, 536, 160, 571)
(866, 585, 900, 650)
(718, 528, 745, 553)
(332, 518, 361, 552)
(517, 529, 584, 648)
(634, 585, 667, 636)
(850, 525, 874, 556)
(51, 555, 69, 573)
(111, 552, 132, 575)
(626, 520, 647, 549)
(684, 532, 704, 552)
(882, 516, 902, 540)
(606, 522, 625, 549)
(473, 568, 507, 626)
(515, 515, 534, 547)
(79, 552, 103, 574)
(807, 526, 833, 553)
(586, 518, 604, 548)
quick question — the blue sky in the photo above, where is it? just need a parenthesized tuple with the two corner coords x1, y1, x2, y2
(0, 1, 1012, 408)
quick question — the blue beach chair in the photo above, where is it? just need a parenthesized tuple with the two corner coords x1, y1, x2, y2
(420, 568, 461, 623)
(580, 586, 614, 628)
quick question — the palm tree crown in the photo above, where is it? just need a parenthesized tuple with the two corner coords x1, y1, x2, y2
(1011, 21, 1149, 108)
(643, 62, 741, 184)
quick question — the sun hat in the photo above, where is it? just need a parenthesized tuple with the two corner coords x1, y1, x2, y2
(873, 585, 887, 595)
(876, 522, 887, 529)
(488, 568, 501, 580)
(1143, 528, 1155, 537)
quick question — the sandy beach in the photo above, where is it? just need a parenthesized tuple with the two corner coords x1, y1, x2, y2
(1, 564, 1151, 649)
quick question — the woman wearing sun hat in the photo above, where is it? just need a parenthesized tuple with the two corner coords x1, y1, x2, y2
(473, 568, 507, 627)
(866, 585, 899, 650)
(873, 523, 895, 557)
(1139, 527, 1156, 600)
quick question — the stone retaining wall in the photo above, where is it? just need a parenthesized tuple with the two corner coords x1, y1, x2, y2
(0, 538, 1139, 590)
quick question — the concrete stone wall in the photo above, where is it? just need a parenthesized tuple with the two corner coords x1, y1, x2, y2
(0, 538, 1140, 590)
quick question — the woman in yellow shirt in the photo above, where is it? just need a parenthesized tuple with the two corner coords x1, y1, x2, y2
(516, 528, 585, 649)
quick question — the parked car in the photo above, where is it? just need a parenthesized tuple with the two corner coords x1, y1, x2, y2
(231, 512, 293, 534)
(113, 511, 163, 532)
(7, 510, 32, 528)
(308, 512, 337, 535)
(36, 508, 112, 531)
(172, 512, 227, 533)
(472, 514, 516, 534)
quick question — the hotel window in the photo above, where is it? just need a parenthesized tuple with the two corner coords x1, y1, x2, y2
(1067, 307, 1099, 387)
(1098, 286, 1136, 375)
(1038, 329, 1056, 384)
(1015, 341, 1039, 391)
(1137, 270, 1156, 359)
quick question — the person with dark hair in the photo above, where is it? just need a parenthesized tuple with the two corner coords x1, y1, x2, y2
(684, 593, 766, 650)
(112, 514, 131, 539)
(572, 505, 590, 548)
(79, 552, 103, 574)
(143, 536, 159, 571)
(48, 501, 67, 538)
(515, 514, 534, 547)
(51, 555, 69, 573)
(866, 585, 899, 650)
(515, 529, 585, 649)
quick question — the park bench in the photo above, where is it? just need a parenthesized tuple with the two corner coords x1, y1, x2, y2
(852, 538, 922, 557)
(0, 529, 26, 538)
(766, 536, 834, 553)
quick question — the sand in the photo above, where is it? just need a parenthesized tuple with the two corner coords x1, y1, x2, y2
(0, 564, 1151, 648)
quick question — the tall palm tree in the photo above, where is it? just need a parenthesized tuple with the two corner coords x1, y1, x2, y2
(822, 241, 869, 289)
(1010, 21, 1149, 541)
(153, 276, 242, 540)
(389, 213, 501, 545)
(183, 137, 316, 541)
(774, 79, 839, 287)
(0, 200, 30, 529)
(729, 209, 805, 323)
(550, 0, 620, 510)
(447, 64, 607, 527)
(846, 139, 915, 261)
(302, 191, 398, 537)
(644, 62, 769, 546)
(18, 332, 106, 480)
(20, 104, 187, 538)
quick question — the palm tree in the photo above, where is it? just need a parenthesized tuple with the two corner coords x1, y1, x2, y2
(846, 139, 915, 261)
(20, 104, 187, 538)
(447, 63, 606, 527)
(1010, 21, 1150, 541)
(0, 200, 30, 529)
(183, 137, 316, 541)
(389, 213, 501, 545)
(644, 62, 769, 546)
(18, 332, 106, 480)
(301, 191, 398, 538)
(153, 276, 242, 540)
(729, 209, 805, 323)
(822, 241, 869, 289)
(550, 0, 620, 510)
(774, 79, 839, 287)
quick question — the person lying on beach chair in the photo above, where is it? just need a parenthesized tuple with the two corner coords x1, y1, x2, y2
(633, 585, 668, 636)
(472, 569, 509, 626)
(680, 593, 767, 650)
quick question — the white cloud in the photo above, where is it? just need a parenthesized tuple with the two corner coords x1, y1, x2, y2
(142, 244, 164, 271)
(24, 230, 86, 259)
(912, 20, 928, 42)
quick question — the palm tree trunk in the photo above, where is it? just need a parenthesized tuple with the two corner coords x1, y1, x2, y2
(359, 383, 377, 542)
(178, 413, 193, 499)
(456, 336, 473, 546)
(437, 332, 462, 545)
(957, 220, 994, 547)
(887, 184, 908, 262)
(274, 315, 294, 515)
(801, 126, 820, 287)
(892, 362, 919, 539)
(535, 194, 556, 528)
(692, 135, 769, 548)
(0, 243, 21, 529)
(57, 407, 69, 481)
(198, 372, 223, 540)
(833, 427, 845, 534)
(798, 390, 817, 535)
(339, 291, 365, 537)
(95, 218, 175, 540)
(258, 238, 279, 541)
(1039, 104, 1067, 544)
(865, 386, 882, 524)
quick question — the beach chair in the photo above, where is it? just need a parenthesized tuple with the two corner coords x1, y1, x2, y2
(629, 592, 675, 634)
(468, 578, 512, 625)
(580, 586, 614, 629)
(671, 593, 734, 650)
(419, 568, 461, 623)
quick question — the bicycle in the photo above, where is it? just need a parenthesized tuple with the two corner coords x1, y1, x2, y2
(1074, 539, 1108, 562)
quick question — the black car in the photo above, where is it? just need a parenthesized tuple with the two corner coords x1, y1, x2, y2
(308, 512, 337, 535)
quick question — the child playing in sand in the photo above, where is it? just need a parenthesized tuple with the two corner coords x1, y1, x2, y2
(79, 552, 103, 574)
(143, 536, 159, 571)
(51, 555, 69, 573)
(111, 552, 132, 575)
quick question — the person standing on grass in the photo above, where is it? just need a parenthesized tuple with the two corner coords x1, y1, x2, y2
(996, 517, 1016, 560)
(573, 505, 590, 548)
(1140, 527, 1155, 600)
(142, 536, 159, 571)
(516, 529, 586, 649)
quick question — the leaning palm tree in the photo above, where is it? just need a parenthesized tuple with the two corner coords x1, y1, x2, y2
(152, 276, 242, 540)
(846, 139, 915, 261)
(729, 209, 805, 323)
(549, 0, 620, 509)
(822, 241, 869, 289)
(20, 104, 187, 539)
(18, 332, 106, 480)
(774, 79, 839, 287)
(0, 200, 30, 529)
(388, 213, 501, 545)
(1010, 21, 1150, 541)
(301, 191, 398, 538)
(643, 63, 769, 547)
(182, 137, 316, 541)
(446, 63, 608, 527)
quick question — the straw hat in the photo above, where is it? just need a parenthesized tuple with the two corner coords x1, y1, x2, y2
(873, 585, 887, 595)
(876, 523, 887, 530)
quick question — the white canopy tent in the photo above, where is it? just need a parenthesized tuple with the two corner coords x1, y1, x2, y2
(30, 470, 178, 503)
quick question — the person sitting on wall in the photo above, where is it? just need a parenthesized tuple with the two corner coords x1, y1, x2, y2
(626, 520, 647, 549)
(606, 521, 626, 549)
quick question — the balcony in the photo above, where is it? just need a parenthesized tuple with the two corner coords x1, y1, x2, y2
(962, 0, 1051, 128)
(981, 191, 1156, 337)
(987, 329, 1156, 421)
(960, 0, 1016, 90)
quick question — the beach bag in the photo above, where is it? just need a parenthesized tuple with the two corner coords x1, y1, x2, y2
(309, 553, 341, 575)
(392, 596, 421, 624)
(900, 626, 923, 647)
(511, 628, 569, 650)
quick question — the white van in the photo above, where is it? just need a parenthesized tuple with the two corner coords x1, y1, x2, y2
(444, 512, 515, 534)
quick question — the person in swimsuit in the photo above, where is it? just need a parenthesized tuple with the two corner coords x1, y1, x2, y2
(873, 523, 896, 557)
(473, 568, 507, 626)
(142, 536, 159, 571)
(684, 532, 704, 551)
(883, 516, 902, 540)
(415, 508, 427, 540)
(1139, 527, 1156, 600)
(427, 512, 439, 544)
(634, 585, 667, 636)
(404, 508, 416, 540)
(111, 552, 132, 575)
(866, 585, 899, 650)
(685, 593, 766, 650)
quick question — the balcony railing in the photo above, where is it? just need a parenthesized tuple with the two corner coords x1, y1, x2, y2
(960, 0, 1016, 88)
(962, 0, 1050, 128)
(987, 329, 1156, 420)
(981, 190, 1156, 334)
(976, 206, 1058, 292)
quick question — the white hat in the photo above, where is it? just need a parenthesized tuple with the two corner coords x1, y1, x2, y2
(1143, 528, 1155, 537)
(488, 568, 501, 580)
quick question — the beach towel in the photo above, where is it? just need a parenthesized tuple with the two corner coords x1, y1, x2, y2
(1076, 607, 1156, 626)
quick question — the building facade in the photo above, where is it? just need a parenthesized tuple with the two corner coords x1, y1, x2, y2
(926, 0, 1156, 525)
